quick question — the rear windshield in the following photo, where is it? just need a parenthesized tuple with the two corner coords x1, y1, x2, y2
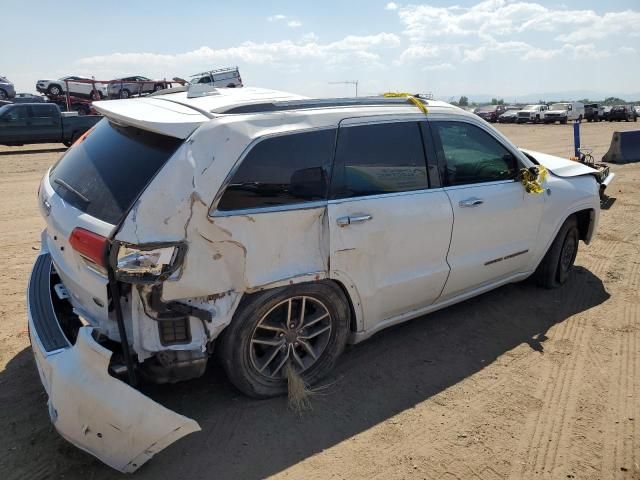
(49, 119, 182, 225)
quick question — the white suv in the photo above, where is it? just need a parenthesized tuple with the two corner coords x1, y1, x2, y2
(28, 87, 613, 472)
(517, 104, 549, 123)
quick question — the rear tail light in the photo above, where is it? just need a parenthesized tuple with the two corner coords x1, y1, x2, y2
(115, 243, 186, 284)
(69, 227, 108, 269)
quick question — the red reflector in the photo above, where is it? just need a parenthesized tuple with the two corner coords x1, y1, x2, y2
(69, 228, 107, 267)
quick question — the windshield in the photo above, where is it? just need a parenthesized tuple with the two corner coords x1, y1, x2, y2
(477, 106, 497, 112)
(523, 105, 538, 110)
(550, 103, 569, 110)
(49, 119, 183, 224)
(0, 76, 7, 82)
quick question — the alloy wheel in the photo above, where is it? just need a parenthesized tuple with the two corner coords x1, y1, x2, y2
(249, 296, 332, 379)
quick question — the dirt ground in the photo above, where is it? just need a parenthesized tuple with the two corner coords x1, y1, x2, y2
(0, 121, 639, 480)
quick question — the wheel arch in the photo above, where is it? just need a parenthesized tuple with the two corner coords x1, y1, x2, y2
(575, 208, 596, 244)
(231, 275, 363, 339)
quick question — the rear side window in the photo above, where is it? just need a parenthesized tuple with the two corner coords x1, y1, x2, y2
(431, 121, 518, 186)
(49, 119, 182, 224)
(330, 122, 428, 199)
(31, 104, 57, 118)
(217, 129, 336, 211)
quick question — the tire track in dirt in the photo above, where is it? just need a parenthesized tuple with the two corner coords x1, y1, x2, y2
(510, 267, 601, 478)
(601, 303, 639, 479)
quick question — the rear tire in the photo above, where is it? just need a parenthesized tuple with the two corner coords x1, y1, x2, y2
(0, 89, 7, 100)
(219, 281, 350, 398)
(535, 216, 579, 289)
(119, 89, 131, 99)
(47, 84, 62, 96)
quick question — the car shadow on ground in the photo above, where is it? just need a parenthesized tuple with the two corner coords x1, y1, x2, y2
(0, 147, 66, 156)
(1, 266, 610, 479)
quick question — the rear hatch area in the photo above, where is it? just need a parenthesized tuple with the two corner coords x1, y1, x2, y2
(42, 119, 184, 333)
(31, 114, 202, 472)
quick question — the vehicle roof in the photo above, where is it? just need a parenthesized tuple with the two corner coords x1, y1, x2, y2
(93, 87, 460, 138)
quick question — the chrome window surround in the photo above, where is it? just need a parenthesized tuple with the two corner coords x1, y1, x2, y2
(208, 113, 530, 217)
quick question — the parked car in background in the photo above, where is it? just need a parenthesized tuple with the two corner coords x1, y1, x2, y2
(517, 104, 549, 123)
(609, 105, 638, 122)
(584, 103, 603, 122)
(29, 87, 614, 472)
(497, 108, 520, 123)
(108, 76, 169, 98)
(474, 104, 509, 123)
(189, 66, 243, 87)
(543, 102, 584, 124)
(36, 76, 108, 99)
(0, 76, 16, 100)
(601, 105, 613, 121)
(12, 93, 46, 103)
(0, 103, 100, 146)
(48, 97, 97, 116)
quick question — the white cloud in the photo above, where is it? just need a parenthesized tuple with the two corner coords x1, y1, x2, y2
(385, 2, 399, 10)
(422, 63, 453, 71)
(395, 1, 640, 68)
(268, 14, 303, 28)
(267, 14, 286, 22)
(75, 33, 401, 79)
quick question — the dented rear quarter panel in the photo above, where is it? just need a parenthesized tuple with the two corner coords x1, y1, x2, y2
(114, 113, 339, 343)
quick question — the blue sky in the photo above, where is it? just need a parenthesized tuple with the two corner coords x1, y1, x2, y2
(2, 0, 639, 100)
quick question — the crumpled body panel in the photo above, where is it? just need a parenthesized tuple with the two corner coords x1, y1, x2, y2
(30, 325, 200, 473)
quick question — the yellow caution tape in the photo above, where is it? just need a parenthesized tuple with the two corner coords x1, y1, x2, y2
(519, 165, 548, 194)
(383, 92, 428, 115)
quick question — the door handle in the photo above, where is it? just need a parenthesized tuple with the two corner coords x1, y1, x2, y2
(336, 214, 372, 227)
(459, 198, 484, 208)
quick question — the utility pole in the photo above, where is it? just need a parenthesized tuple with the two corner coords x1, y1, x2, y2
(329, 80, 359, 97)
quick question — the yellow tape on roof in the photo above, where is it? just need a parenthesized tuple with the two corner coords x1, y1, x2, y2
(383, 92, 428, 115)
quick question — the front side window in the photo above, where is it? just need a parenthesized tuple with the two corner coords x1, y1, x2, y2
(431, 122, 518, 186)
(4, 106, 27, 121)
(217, 129, 336, 211)
(331, 122, 428, 199)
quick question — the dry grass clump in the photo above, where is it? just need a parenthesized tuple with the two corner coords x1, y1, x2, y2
(285, 362, 314, 414)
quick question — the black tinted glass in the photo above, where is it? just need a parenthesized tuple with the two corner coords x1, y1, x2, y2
(432, 122, 518, 186)
(50, 119, 182, 224)
(217, 129, 336, 211)
(5, 106, 27, 120)
(331, 122, 428, 199)
(31, 105, 56, 117)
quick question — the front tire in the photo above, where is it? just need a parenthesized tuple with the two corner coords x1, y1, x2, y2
(219, 281, 350, 398)
(535, 216, 579, 289)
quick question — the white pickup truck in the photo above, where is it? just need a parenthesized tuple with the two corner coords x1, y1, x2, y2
(544, 102, 585, 124)
(516, 104, 549, 124)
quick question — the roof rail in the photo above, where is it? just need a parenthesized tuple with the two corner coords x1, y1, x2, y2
(190, 66, 239, 77)
(218, 96, 430, 114)
(148, 85, 189, 97)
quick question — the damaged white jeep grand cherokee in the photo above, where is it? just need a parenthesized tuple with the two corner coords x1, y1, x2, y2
(28, 87, 614, 472)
